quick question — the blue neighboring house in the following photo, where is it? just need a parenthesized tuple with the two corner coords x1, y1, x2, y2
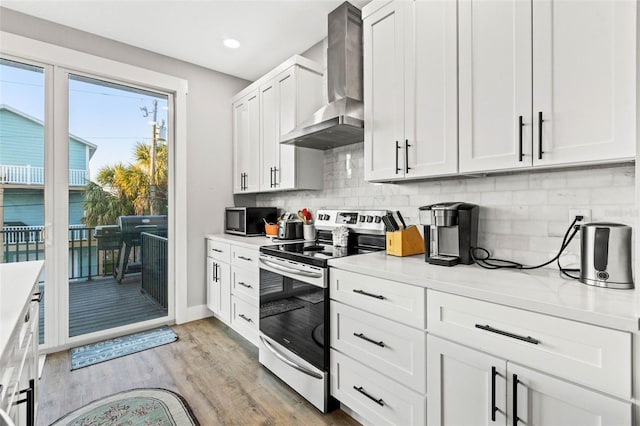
(0, 104, 96, 228)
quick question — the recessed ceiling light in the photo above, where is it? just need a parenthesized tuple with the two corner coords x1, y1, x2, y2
(223, 38, 240, 49)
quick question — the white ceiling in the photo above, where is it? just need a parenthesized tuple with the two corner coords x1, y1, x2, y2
(1, 0, 370, 81)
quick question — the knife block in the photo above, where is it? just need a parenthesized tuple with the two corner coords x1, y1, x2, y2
(386, 225, 425, 257)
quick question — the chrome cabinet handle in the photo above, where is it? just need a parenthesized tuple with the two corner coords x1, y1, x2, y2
(239, 314, 252, 323)
(237, 281, 252, 289)
(395, 141, 400, 174)
(475, 324, 540, 345)
(352, 289, 385, 300)
(238, 255, 253, 262)
(210, 248, 223, 253)
(353, 386, 384, 407)
(353, 332, 385, 347)
(259, 335, 323, 379)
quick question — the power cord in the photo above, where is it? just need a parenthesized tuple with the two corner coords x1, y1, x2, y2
(470, 216, 582, 279)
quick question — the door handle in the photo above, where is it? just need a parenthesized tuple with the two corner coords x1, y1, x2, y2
(513, 374, 520, 426)
(491, 366, 498, 421)
(538, 111, 544, 160)
(259, 258, 323, 278)
(259, 335, 323, 379)
(352, 289, 385, 300)
(353, 332, 385, 347)
(518, 116, 524, 162)
(405, 139, 411, 173)
(353, 386, 385, 407)
(395, 141, 400, 174)
(475, 324, 540, 345)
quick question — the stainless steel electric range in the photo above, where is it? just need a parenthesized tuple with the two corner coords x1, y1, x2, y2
(257, 209, 388, 412)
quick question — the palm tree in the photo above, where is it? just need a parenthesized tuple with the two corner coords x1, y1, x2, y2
(83, 142, 168, 227)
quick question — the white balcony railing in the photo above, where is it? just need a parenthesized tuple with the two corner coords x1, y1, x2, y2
(0, 165, 89, 186)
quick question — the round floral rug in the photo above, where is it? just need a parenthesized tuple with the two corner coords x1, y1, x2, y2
(50, 388, 200, 426)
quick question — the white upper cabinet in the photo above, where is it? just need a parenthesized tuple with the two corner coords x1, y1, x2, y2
(260, 65, 324, 192)
(232, 56, 324, 194)
(459, 0, 636, 173)
(458, 0, 532, 173)
(405, 0, 458, 178)
(364, 1, 405, 181)
(363, 0, 458, 182)
(232, 90, 260, 193)
(532, 0, 636, 166)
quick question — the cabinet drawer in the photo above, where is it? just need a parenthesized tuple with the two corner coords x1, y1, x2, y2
(232, 267, 259, 306)
(330, 268, 426, 328)
(331, 349, 426, 426)
(331, 302, 426, 393)
(207, 239, 230, 263)
(232, 245, 259, 269)
(231, 296, 258, 346)
(427, 290, 632, 399)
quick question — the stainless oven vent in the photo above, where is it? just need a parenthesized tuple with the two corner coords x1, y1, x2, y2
(280, 1, 364, 150)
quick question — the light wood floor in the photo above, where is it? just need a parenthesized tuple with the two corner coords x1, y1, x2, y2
(37, 318, 360, 426)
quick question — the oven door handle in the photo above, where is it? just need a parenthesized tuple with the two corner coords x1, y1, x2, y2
(259, 258, 323, 278)
(259, 336, 323, 379)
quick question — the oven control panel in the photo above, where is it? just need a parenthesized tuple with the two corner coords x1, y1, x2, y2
(315, 209, 389, 234)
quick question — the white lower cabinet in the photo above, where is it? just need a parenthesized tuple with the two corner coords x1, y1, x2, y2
(206, 238, 260, 346)
(329, 268, 427, 425)
(331, 350, 426, 425)
(206, 255, 231, 324)
(427, 335, 632, 426)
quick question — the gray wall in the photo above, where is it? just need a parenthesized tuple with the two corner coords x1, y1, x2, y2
(0, 7, 250, 308)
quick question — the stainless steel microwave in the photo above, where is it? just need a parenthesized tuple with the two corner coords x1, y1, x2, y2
(224, 207, 278, 236)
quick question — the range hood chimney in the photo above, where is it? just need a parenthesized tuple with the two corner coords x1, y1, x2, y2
(280, 1, 364, 150)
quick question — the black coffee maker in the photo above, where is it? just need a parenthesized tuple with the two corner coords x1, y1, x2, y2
(418, 202, 479, 266)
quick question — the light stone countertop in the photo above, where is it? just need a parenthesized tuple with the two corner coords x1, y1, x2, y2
(0, 261, 44, 356)
(205, 233, 310, 250)
(328, 252, 640, 332)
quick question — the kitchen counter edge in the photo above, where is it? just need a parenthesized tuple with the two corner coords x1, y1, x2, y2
(328, 252, 640, 332)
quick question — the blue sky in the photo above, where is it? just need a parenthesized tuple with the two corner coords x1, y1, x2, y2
(0, 59, 168, 182)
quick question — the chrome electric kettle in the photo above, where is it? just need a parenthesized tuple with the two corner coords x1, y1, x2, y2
(580, 222, 634, 289)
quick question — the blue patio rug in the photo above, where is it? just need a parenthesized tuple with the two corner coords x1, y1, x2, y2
(70, 326, 177, 370)
(50, 388, 199, 425)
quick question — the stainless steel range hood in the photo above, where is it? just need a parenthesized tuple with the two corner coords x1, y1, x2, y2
(281, 2, 363, 150)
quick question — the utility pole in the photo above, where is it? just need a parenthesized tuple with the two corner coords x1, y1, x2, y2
(150, 100, 158, 215)
(141, 100, 158, 215)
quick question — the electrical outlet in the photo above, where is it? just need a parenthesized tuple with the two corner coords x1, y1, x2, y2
(568, 208, 591, 224)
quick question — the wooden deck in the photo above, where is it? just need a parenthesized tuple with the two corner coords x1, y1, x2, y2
(39, 274, 168, 339)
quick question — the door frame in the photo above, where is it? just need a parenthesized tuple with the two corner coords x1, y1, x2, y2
(0, 31, 189, 351)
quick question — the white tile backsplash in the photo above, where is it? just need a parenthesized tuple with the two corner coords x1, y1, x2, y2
(256, 143, 636, 267)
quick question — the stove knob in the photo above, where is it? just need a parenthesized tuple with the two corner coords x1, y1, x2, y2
(359, 215, 366, 222)
(366, 215, 373, 223)
(325, 214, 331, 221)
(374, 216, 382, 223)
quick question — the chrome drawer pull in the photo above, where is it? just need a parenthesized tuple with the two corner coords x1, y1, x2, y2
(238, 255, 253, 262)
(237, 281, 252, 289)
(475, 324, 540, 345)
(239, 314, 252, 323)
(353, 332, 385, 348)
(210, 248, 223, 253)
(352, 289, 385, 300)
(353, 386, 384, 407)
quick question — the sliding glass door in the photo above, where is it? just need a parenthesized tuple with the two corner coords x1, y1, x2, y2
(0, 58, 48, 345)
(1, 52, 174, 349)
(67, 74, 170, 338)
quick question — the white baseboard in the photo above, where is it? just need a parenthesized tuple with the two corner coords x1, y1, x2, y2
(178, 304, 214, 324)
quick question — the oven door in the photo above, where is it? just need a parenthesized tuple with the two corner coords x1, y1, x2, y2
(258, 254, 327, 372)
